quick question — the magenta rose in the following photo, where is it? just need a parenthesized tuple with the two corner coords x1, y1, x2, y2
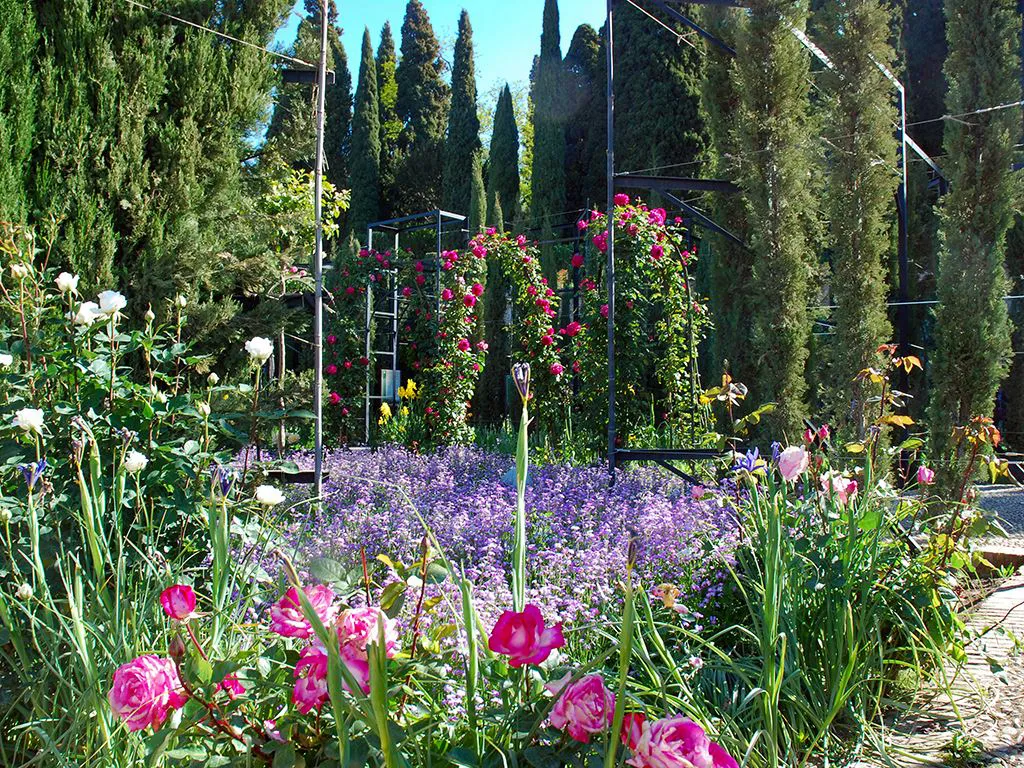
(270, 584, 340, 639)
(488, 604, 564, 667)
(621, 712, 647, 750)
(292, 642, 370, 713)
(337, 607, 399, 659)
(917, 465, 935, 486)
(547, 673, 615, 743)
(108, 655, 188, 732)
(627, 716, 738, 768)
(159, 584, 198, 621)
(820, 471, 858, 506)
(777, 446, 809, 483)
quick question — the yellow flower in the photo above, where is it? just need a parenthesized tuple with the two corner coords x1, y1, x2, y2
(400, 406, 409, 417)
(379, 402, 392, 423)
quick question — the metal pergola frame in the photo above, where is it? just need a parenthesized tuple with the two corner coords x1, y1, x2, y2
(363, 210, 467, 443)
(603, 0, 946, 483)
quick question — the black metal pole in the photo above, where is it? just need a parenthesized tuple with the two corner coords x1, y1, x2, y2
(606, 0, 617, 484)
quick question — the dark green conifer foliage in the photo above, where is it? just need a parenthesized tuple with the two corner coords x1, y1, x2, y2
(530, 0, 566, 226)
(468, 154, 486, 235)
(734, 0, 819, 437)
(349, 27, 380, 239)
(563, 24, 604, 215)
(394, 0, 450, 214)
(487, 187, 505, 233)
(816, 0, 898, 437)
(701, 8, 754, 390)
(376, 22, 401, 220)
(487, 85, 521, 225)
(612, 3, 710, 178)
(904, 0, 947, 158)
(0, 0, 37, 223)
(929, 0, 1019, 468)
(443, 10, 482, 216)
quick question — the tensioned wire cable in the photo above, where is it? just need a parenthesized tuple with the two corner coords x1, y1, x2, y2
(122, 0, 318, 69)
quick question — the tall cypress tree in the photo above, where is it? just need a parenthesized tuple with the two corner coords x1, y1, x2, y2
(376, 22, 401, 220)
(702, 8, 755, 389)
(816, 0, 898, 437)
(530, 0, 566, 227)
(734, 0, 819, 436)
(487, 85, 521, 226)
(563, 24, 604, 215)
(442, 10, 482, 216)
(468, 154, 486, 234)
(348, 27, 380, 239)
(0, 0, 37, 223)
(394, 0, 450, 214)
(929, 0, 1019, 469)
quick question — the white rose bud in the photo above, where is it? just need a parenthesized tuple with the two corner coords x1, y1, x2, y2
(12, 407, 44, 434)
(207, 372, 220, 385)
(124, 450, 148, 473)
(254, 485, 285, 506)
(15, 583, 33, 601)
(144, 308, 156, 323)
(96, 290, 127, 317)
(9, 263, 29, 280)
(0, 508, 11, 524)
(55, 272, 80, 295)
(0, 353, 13, 367)
(197, 402, 211, 417)
(72, 301, 101, 327)
(245, 336, 273, 364)
(175, 294, 187, 308)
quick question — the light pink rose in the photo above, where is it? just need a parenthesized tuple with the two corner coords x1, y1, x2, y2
(627, 715, 738, 768)
(270, 584, 340, 639)
(160, 584, 199, 621)
(547, 673, 615, 743)
(292, 642, 370, 713)
(108, 655, 188, 731)
(777, 446, 809, 482)
(820, 471, 858, 506)
(487, 604, 565, 667)
(337, 607, 399, 659)
(917, 465, 935, 486)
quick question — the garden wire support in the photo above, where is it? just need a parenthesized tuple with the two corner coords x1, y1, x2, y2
(363, 210, 467, 443)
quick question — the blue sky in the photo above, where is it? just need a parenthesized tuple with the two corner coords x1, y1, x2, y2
(275, 0, 605, 109)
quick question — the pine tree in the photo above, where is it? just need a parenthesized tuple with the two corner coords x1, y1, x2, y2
(929, 0, 1019, 468)
(394, 0, 450, 214)
(442, 10, 482, 216)
(701, 8, 755, 390)
(613, 2, 710, 179)
(734, 0, 820, 436)
(348, 27, 380, 239)
(487, 85, 521, 225)
(376, 22, 401, 221)
(563, 24, 604, 215)
(0, 0, 37, 223)
(816, 0, 898, 437)
(530, 0, 566, 227)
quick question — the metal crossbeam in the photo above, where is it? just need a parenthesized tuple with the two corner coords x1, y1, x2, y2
(615, 173, 740, 195)
(663, 192, 745, 247)
(642, 0, 737, 56)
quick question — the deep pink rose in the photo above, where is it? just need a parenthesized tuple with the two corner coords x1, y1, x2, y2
(820, 471, 858, 506)
(337, 607, 399, 659)
(621, 712, 647, 750)
(471, 282, 484, 297)
(488, 604, 564, 667)
(777, 446, 809, 483)
(464, 294, 477, 308)
(270, 584, 340, 639)
(458, 338, 472, 353)
(571, 253, 585, 268)
(614, 193, 630, 205)
(327, 334, 337, 345)
(292, 642, 370, 713)
(326, 364, 338, 375)
(628, 715, 738, 768)
(217, 673, 246, 699)
(109, 655, 188, 731)
(917, 465, 935, 486)
(550, 363, 564, 376)
(159, 584, 198, 621)
(441, 288, 454, 301)
(329, 391, 341, 405)
(650, 244, 664, 260)
(547, 673, 615, 743)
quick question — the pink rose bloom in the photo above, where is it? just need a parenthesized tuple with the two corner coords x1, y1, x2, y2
(614, 193, 630, 205)
(650, 244, 664, 260)
(346, 286, 356, 295)
(593, 233, 608, 253)
(563, 321, 581, 337)
(344, 360, 352, 369)
(571, 253, 585, 268)
(327, 334, 337, 345)
(337, 607, 399, 658)
(487, 604, 565, 667)
(464, 294, 477, 308)
(472, 245, 487, 258)
(441, 288, 454, 301)
(270, 584, 340, 639)
(547, 673, 615, 743)
(550, 362, 564, 376)
(818, 424, 831, 441)
(159, 584, 198, 622)
(326, 364, 338, 375)
(109, 655, 188, 732)
(648, 208, 667, 226)
(516, 234, 528, 248)
(402, 286, 413, 298)
(471, 282, 484, 296)
(458, 338, 472, 353)
(217, 674, 246, 699)
(292, 644, 371, 713)
(917, 465, 935, 485)
(487, 227, 497, 235)
(341, 407, 350, 416)
(415, 260, 425, 272)
(576, 219, 588, 231)
(628, 716, 738, 768)
(621, 712, 647, 750)
(600, 304, 609, 318)
(777, 446, 809, 482)
(329, 391, 341, 405)
(415, 274, 426, 286)
(820, 471, 858, 506)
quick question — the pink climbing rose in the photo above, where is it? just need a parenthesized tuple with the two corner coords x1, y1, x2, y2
(487, 604, 565, 667)
(547, 673, 616, 743)
(458, 338, 472, 353)
(292, 642, 369, 713)
(621, 712, 647, 750)
(159, 584, 199, 622)
(626, 715, 738, 768)
(777, 446, 809, 482)
(917, 465, 935, 486)
(109, 655, 188, 732)
(820, 471, 858, 506)
(270, 584, 340, 639)
(550, 362, 564, 376)
(337, 607, 399, 659)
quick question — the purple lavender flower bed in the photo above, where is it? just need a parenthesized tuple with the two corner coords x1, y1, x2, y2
(285, 446, 739, 626)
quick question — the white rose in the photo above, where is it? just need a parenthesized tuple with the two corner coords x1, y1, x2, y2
(175, 294, 188, 308)
(0, 508, 10, 524)
(197, 402, 211, 417)
(124, 450, 148, 473)
(9, 263, 29, 280)
(72, 301, 101, 327)
(207, 372, 220, 385)
(149, 384, 167, 404)
(12, 408, 44, 434)
(245, 336, 273, 363)
(55, 272, 80, 295)
(15, 583, 33, 601)
(144, 308, 156, 323)
(254, 485, 284, 506)
(0, 353, 13, 367)
(97, 290, 127, 316)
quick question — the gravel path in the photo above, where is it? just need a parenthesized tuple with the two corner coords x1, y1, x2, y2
(980, 486, 1024, 546)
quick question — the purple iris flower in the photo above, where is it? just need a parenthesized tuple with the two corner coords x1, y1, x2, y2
(19, 459, 47, 491)
(732, 447, 762, 473)
(210, 464, 236, 497)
